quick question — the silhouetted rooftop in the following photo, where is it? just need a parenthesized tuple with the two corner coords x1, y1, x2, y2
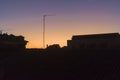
(0, 33, 28, 49)
(72, 33, 120, 40)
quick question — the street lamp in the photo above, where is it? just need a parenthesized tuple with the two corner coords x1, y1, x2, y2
(43, 15, 53, 48)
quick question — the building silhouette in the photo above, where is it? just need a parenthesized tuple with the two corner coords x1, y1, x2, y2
(0, 33, 28, 50)
(67, 33, 120, 49)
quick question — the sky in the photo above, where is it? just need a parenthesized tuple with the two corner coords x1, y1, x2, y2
(0, 0, 120, 48)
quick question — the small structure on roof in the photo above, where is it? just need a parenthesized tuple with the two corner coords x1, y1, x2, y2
(46, 44, 60, 50)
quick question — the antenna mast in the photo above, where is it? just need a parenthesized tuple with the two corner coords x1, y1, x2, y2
(43, 15, 53, 48)
(43, 15, 46, 48)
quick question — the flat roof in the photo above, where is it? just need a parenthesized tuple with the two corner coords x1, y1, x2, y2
(72, 33, 120, 39)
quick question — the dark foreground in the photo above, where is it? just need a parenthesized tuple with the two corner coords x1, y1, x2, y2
(0, 49, 120, 80)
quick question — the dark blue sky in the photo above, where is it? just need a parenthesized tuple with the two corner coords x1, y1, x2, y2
(0, 0, 120, 16)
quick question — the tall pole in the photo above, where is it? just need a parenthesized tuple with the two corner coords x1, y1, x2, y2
(43, 15, 53, 48)
(43, 15, 46, 48)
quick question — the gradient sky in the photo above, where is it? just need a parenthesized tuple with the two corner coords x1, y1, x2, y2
(0, 0, 120, 48)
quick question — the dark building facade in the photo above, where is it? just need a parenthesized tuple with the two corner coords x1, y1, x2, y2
(0, 33, 28, 50)
(67, 33, 120, 49)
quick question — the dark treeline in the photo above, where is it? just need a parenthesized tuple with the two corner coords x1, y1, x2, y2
(0, 48, 120, 80)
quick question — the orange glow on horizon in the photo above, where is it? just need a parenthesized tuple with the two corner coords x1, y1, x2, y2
(6, 14, 120, 48)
